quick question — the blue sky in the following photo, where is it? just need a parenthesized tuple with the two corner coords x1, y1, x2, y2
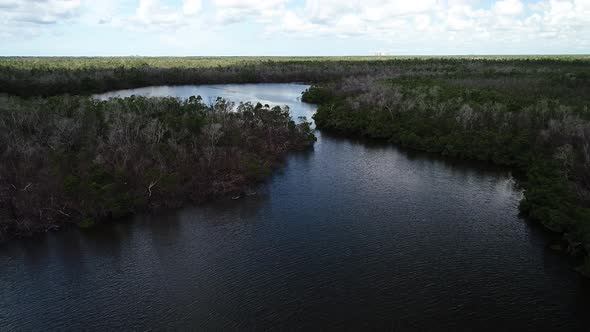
(1, 0, 589, 56)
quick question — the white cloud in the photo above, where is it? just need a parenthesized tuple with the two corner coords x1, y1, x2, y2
(0, 0, 205, 36)
(5, 0, 80, 24)
(128, 0, 203, 29)
(493, 0, 525, 15)
(80, 0, 120, 25)
(362, 0, 440, 21)
(261, 0, 590, 52)
(334, 14, 366, 36)
(304, 0, 357, 24)
(183, 0, 201, 15)
(2, 0, 590, 54)
(213, 0, 287, 24)
(0, 0, 81, 38)
(268, 0, 445, 37)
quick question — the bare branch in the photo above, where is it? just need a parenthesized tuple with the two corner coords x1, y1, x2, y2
(148, 179, 158, 197)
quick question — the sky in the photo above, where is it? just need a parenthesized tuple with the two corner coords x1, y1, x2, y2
(1, 0, 589, 56)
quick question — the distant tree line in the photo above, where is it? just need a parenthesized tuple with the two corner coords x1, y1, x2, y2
(1, 56, 589, 96)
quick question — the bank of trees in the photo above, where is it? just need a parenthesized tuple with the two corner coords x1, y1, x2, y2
(0, 96, 315, 238)
(308, 73, 590, 276)
(1, 56, 589, 96)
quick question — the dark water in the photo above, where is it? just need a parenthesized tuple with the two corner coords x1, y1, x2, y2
(1, 84, 589, 331)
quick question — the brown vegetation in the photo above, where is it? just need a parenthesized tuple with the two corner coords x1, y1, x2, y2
(0, 95, 315, 238)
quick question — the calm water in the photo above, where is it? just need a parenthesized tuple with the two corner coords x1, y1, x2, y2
(1, 84, 589, 331)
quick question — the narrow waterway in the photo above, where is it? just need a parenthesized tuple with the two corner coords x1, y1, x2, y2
(1, 84, 588, 331)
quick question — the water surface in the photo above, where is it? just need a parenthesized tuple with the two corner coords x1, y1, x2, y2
(1, 84, 589, 331)
(95, 83, 317, 121)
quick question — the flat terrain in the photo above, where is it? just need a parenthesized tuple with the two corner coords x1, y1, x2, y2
(0, 56, 589, 276)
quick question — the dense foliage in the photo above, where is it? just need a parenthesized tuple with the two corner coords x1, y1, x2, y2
(1, 56, 590, 96)
(307, 69, 590, 276)
(0, 95, 315, 238)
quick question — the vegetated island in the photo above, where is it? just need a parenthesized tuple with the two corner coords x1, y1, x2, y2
(0, 56, 589, 277)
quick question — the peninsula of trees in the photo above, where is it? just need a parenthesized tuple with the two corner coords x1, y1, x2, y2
(0, 95, 315, 237)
